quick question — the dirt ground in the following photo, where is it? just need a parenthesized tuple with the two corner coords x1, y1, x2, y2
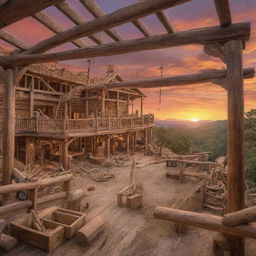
(3, 153, 256, 256)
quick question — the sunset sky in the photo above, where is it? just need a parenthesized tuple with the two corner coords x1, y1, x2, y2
(1, 0, 256, 121)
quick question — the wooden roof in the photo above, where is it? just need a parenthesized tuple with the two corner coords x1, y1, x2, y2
(0, 0, 253, 90)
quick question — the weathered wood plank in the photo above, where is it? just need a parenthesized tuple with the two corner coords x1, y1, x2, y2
(1, 23, 250, 66)
(23, 0, 191, 54)
(79, 0, 123, 41)
(0, 0, 64, 29)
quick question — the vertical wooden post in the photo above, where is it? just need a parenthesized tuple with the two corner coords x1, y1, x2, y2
(101, 90, 105, 117)
(226, 39, 245, 256)
(2, 68, 15, 185)
(30, 76, 34, 118)
(61, 139, 69, 171)
(127, 133, 130, 156)
(117, 91, 120, 118)
(127, 94, 130, 115)
(145, 128, 148, 154)
(85, 90, 89, 118)
(140, 96, 143, 116)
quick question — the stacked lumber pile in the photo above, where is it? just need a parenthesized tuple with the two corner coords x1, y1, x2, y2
(203, 165, 227, 214)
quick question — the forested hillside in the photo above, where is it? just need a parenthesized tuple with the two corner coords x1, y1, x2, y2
(154, 110, 256, 184)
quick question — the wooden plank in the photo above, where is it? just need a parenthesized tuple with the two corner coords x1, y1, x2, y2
(56, 1, 102, 44)
(79, 0, 123, 41)
(156, 10, 175, 33)
(225, 39, 245, 256)
(33, 11, 87, 48)
(153, 207, 256, 239)
(132, 19, 152, 37)
(0, 30, 30, 50)
(2, 23, 250, 66)
(0, 0, 64, 29)
(23, 0, 191, 54)
(214, 0, 232, 27)
(2, 68, 15, 185)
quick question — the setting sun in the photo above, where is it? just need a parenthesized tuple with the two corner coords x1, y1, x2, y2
(190, 118, 200, 122)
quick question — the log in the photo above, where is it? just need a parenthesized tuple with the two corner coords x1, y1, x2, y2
(2, 68, 15, 186)
(37, 191, 67, 205)
(0, 0, 64, 29)
(1, 23, 250, 66)
(0, 201, 32, 217)
(56, 1, 102, 45)
(33, 11, 87, 48)
(13, 167, 26, 182)
(153, 207, 256, 239)
(132, 19, 152, 37)
(214, 0, 232, 27)
(156, 10, 175, 33)
(226, 39, 245, 255)
(79, 0, 123, 41)
(222, 206, 256, 227)
(67, 189, 85, 201)
(76, 216, 105, 244)
(0, 234, 17, 251)
(23, 0, 189, 54)
(0, 30, 30, 50)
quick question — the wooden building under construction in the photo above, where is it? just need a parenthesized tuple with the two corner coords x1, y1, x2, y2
(0, 51, 154, 170)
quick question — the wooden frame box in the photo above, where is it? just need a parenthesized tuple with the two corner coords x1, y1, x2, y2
(10, 212, 65, 252)
(42, 208, 86, 239)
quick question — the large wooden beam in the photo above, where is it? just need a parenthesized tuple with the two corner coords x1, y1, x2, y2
(226, 39, 245, 256)
(156, 11, 175, 33)
(1, 23, 250, 66)
(2, 68, 15, 185)
(0, 0, 64, 29)
(33, 11, 87, 48)
(79, 0, 123, 41)
(23, 0, 191, 54)
(153, 207, 256, 239)
(87, 68, 253, 90)
(0, 30, 30, 50)
(214, 0, 232, 27)
(56, 1, 102, 45)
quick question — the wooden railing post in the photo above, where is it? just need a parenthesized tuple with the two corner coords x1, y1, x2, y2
(27, 186, 38, 211)
(108, 117, 111, 130)
(95, 117, 98, 132)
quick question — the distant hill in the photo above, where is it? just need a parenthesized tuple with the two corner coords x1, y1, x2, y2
(155, 119, 227, 161)
(155, 119, 213, 129)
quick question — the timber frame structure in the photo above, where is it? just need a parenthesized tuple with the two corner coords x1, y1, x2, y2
(0, 0, 255, 255)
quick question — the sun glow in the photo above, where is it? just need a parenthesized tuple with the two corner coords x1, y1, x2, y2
(190, 118, 200, 122)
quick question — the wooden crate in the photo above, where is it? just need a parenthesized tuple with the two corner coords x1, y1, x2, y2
(127, 193, 143, 209)
(10, 209, 65, 252)
(42, 208, 86, 239)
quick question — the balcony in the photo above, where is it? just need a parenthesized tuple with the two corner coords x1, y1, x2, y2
(0, 114, 154, 138)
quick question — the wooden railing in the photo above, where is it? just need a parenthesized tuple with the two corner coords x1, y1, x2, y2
(0, 114, 154, 135)
(0, 174, 73, 217)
